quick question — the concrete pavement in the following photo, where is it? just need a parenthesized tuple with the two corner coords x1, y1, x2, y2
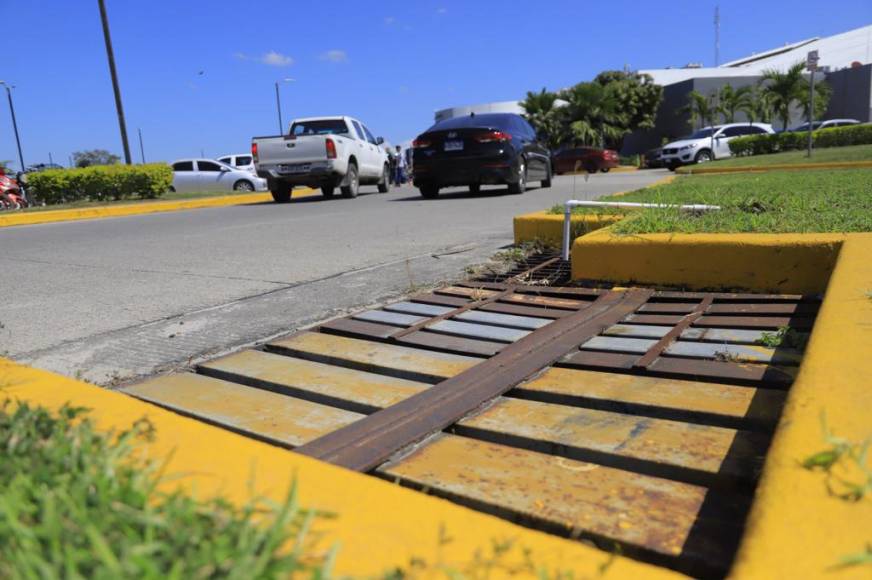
(0, 170, 668, 383)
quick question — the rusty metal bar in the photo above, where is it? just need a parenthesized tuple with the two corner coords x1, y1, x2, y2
(634, 296, 714, 368)
(293, 289, 654, 471)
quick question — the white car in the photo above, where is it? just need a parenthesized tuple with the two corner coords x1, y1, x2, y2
(252, 116, 391, 202)
(661, 123, 775, 169)
(170, 159, 267, 193)
(217, 153, 256, 174)
(786, 118, 861, 132)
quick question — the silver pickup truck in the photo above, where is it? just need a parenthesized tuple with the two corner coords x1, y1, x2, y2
(252, 116, 391, 202)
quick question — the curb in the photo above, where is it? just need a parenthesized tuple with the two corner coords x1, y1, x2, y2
(676, 160, 872, 175)
(0, 357, 672, 578)
(571, 228, 846, 294)
(0, 188, 317, 228)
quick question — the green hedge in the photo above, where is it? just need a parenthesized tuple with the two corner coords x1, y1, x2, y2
(27, 164, 173, 205)
(729, 124, 872, 157)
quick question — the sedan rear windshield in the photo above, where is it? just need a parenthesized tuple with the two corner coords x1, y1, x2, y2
(290, 119, 349, 136)
(427, 114, 513, 132)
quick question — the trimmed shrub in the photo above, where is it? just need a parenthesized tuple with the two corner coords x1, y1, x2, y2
(27, 164, 172, 205)
(729, 123, 872, 157)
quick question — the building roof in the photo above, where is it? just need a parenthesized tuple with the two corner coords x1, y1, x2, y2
(641, 24, 872, 86)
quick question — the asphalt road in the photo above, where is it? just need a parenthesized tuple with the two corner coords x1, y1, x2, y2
(0, 169, 668, 383)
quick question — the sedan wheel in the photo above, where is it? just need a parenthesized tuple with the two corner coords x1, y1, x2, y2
(233, 180, 254, 192)
(507, 160, 526, 195)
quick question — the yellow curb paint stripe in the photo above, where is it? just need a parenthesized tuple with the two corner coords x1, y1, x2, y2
(0, 187, 316, 228)
(676, 160, 872, 175)
(0, 358, 677, 578)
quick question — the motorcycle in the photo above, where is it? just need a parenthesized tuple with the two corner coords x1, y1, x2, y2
(0, 173, 28, 209)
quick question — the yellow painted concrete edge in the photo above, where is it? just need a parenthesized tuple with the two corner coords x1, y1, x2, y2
(728, 233, 872, 579)
(0, 359, 680, 578)
(0, 188, 316, 228)
(676, 160, 872, 175)
(513, 174, 676, 247)
(570, 228, 846, 294)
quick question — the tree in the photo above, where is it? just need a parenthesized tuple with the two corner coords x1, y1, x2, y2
(73, 149, 121, 168)
(759, 62, 807, 131)
(593, 71, 663, 132)
(520, 88, 564, 149)
(800, 77, 831, 121)
(716, 84, 753, 123)
(740, 87, 774, 124)
(681, 90, 715, 131)
(558, 82, 628, 149)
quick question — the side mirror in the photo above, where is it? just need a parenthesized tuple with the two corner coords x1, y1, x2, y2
(220, 166, 231, 172)
(376, 137, 384, 145)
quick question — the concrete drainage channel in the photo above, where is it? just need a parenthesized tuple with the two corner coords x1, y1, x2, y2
(121, 280, 819, 578)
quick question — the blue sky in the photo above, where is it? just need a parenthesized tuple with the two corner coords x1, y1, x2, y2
(1, 0, 870, 169)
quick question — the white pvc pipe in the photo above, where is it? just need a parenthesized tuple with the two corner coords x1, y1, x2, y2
(561, 200, 721, 261)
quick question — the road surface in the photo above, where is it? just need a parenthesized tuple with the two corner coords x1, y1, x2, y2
(0, 170, 668, 383)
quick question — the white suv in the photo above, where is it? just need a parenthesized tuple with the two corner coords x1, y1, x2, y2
(218, 153, 256, 174)
(661, 123, 775, 170)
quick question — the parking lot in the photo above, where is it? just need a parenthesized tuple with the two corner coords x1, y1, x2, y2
(0, 170, 667, 383)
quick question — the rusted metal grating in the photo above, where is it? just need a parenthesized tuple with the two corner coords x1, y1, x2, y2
(123, 282, 822, 578)
(475, 250, 572, 286)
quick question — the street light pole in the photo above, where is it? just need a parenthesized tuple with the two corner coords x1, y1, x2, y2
(0, 82, 25, 172)
(274, 78, 295, 134)
(97, 0, 132, 165)
(138, 127, 146, 163)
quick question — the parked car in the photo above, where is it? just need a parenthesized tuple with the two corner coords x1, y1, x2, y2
(643, 147, 665, 169)
(411, 113, 551, 198)
(25, 163, 64, 172)
(217, 153, 256, 174)
(170, 159, 267, 193)
(661, 123, 775, 169)
(785, 118, 861, 132)
(253, 116, 390, 202)
(551, 146, 619, 174)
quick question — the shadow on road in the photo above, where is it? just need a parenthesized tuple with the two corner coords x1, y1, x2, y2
(391, 185, 542, 202)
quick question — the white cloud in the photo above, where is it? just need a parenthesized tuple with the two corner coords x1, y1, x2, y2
(384, 16, 395, 25)
(320, 49, 348, 63)
(235, 51, 294, 67)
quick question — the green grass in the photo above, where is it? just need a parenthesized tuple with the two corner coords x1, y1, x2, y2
(0, 401, 331, 578)
(19, 189, 265, 213)
(550, 168, 872, 234)
(695, 143, 872, 168)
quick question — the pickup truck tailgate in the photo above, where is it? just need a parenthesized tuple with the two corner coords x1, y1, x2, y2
(256, 135, 328, 167)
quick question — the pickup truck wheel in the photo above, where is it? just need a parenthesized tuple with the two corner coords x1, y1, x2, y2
(341, 162, 359, 198)
(271, 185, 292, 203)
(377, 165, 390, 193)
(233, 180, 255, 192)
(419, 184, 439, 198)
(321, 186, 335, 198)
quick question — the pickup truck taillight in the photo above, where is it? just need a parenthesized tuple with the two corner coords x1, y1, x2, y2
(251, 142, 258, 163)
(474, 130, 512, 143)
(325, 138, 337, 159)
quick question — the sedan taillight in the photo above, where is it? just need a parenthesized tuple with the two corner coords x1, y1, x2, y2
(474, 130, 512, 143)
(325, 138, 337, 159)
(412, 137, 432, 149)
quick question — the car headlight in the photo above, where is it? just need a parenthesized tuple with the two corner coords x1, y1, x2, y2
(679, 143, 699, 151)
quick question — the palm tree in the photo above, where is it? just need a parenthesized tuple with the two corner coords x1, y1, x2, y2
(799, 78, 832, 122)
(558, 82, 627, 149)
(717, 84, 753, 123)
(520, 88, 563, 149)
(759, 62, 807, 131)
(740, 87, 774, 124)
(681, 90, 715, 131)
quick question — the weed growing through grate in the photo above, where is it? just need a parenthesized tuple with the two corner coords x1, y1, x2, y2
(757, 325, 808, 349)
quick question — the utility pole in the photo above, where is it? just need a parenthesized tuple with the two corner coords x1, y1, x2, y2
(806, 50, 819, 158)
(49, 152, 54, 165)
(138, 127, 146, 163)
(0, 82, 25, 172)
(97, 0, 132, 164)
(274, 78, 295, 134)
(714, 5, 720, 66)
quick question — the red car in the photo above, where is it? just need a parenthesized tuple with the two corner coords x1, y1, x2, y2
(551, 147, 620, 174)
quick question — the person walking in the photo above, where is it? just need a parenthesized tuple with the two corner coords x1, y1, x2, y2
(394, 145, 406, 185)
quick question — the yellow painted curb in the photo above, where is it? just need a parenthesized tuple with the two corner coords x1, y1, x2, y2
(513, 174, 676, 247)
(676, 160, 872, 175)
(728, 233, 872, 578)
(0, 359, 677, 578)
(571, 229, 845, 294)
(0, 188, 317, 228)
